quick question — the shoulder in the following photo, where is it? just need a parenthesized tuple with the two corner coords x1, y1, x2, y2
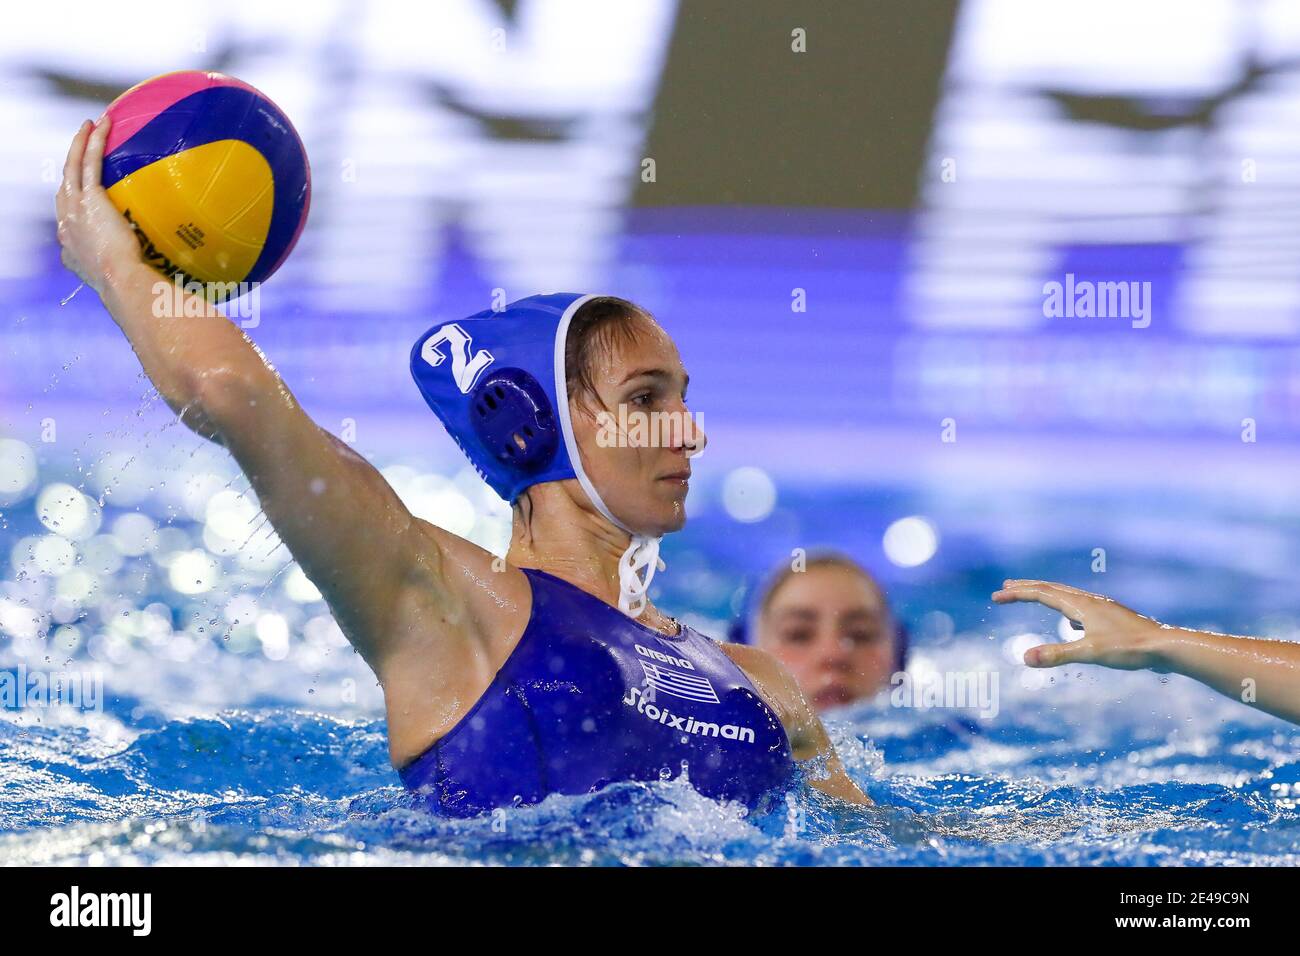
(384, 518, 533, 674)
(719, 643, 815, 745)
(410, 517, 532, 610)
(719, 642, 800, 700)
(720, 640, 872, 806)
(381, 522, 534, 766)
(718, 641, 782, 681)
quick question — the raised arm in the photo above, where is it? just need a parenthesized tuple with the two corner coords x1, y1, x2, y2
(55, 117, 450, 670)
(993, 579, 1300, 725)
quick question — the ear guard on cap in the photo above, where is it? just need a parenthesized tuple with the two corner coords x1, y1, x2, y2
(469, 368, 560, 474)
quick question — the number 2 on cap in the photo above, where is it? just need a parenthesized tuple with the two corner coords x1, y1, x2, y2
(422, 323, 494, 394)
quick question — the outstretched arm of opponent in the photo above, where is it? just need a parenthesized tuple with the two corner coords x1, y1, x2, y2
(54, 117, 454, 672)
(994, 580, 1300, 725)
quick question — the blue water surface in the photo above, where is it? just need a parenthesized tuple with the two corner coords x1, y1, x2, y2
(3, 602, 1298, 865)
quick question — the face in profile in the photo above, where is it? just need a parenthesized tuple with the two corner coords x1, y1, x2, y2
(756, 562, 898, 711)
(567, 317, 705, 536)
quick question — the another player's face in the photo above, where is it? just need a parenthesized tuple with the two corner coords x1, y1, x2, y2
(757, 565, 897, 711)
(568, 318, 705, 536)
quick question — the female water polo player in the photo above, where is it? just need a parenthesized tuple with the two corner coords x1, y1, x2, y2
(737, 552, 905, 712)
(55, 118, 870, 815)
(995, 580, 1300, 724)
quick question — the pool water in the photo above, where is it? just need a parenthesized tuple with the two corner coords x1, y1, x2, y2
(3, 601, 1298, 866)
(4, 428, 1300, 866)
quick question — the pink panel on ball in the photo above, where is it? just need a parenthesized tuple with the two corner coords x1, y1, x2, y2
(103, 71, 260, 153)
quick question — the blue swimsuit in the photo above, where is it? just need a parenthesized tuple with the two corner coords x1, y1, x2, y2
(398, 567, 794, 816)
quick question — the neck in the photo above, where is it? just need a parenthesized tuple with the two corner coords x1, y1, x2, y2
(506, 481, 632, 608)
(506, 481, 674, 631)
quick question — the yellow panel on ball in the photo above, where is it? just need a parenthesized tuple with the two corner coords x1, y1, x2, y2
(105, 139, 274, 285)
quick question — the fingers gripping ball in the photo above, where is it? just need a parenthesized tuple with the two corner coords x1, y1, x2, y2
(101, 71, 311, 294)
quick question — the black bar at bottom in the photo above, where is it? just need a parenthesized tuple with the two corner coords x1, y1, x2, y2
(0, 865, 1277, 941)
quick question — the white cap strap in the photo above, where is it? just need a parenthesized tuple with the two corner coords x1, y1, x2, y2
(618, 534, 666, 618)
(554, 293, 666, 620)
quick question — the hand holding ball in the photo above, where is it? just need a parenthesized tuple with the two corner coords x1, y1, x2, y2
(100, 70, 311, 294)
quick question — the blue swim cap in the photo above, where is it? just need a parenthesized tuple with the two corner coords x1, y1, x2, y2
(411, 292, 666, 617)
(411, 292, 591, 503)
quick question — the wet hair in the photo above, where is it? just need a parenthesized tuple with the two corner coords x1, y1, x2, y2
(757, 551, 887, 619)
(513, 295, 656, 537)
(564, 295, 657, 413)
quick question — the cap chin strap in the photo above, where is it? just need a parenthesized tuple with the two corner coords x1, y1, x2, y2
(616, 533, 665, 619)
(573, 469, 664, 619)
(552, 292, 666, 619)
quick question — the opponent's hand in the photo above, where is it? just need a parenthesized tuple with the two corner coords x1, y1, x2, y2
(991, 580, 1168, 671)
(55, 117, 143, 294)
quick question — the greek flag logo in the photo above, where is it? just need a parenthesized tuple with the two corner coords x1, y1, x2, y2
(638, 660, 720, 704)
